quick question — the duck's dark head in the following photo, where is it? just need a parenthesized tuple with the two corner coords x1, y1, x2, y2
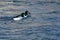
(25, 11, 30, 16)
(25, 11, 28, 13)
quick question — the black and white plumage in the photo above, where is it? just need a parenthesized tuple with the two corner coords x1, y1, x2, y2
(13, 11, 31, 21)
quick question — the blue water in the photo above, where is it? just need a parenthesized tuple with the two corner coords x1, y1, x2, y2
(0, 0, 60, 40)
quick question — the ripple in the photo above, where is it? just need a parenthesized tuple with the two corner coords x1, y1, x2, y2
(47, 11, 60, 14)
(0, 16, 13, 21)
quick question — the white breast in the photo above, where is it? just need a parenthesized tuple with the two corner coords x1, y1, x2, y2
(13, 15, 29, 21)
(13, 17, 23, 21)
(24, 15, 27, 18)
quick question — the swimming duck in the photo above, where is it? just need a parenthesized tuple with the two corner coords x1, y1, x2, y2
(13, 11, 31, 21)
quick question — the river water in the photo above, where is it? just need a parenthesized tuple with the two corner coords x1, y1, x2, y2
(0, 0, 60, 40)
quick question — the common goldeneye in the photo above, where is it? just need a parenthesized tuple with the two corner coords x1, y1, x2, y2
(13, 11, 31, 21)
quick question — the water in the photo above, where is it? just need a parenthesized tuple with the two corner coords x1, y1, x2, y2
(0, 0, 60, 40)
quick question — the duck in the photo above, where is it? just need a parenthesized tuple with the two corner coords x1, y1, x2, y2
(13, 11, 31, 21)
